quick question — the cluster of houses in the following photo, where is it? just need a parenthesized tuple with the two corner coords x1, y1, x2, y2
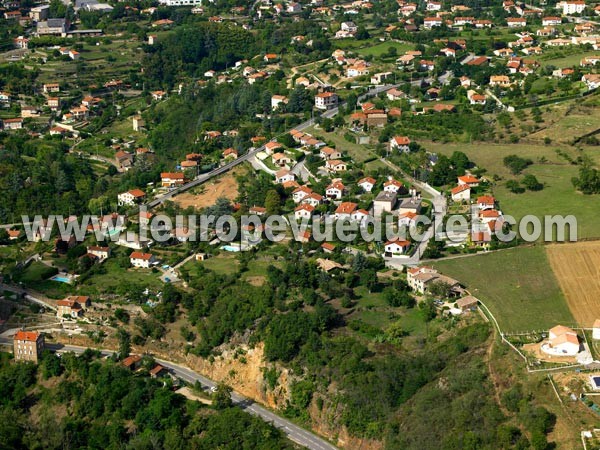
(450, 175, 504, 247)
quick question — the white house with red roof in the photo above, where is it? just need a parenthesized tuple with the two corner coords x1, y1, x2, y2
(130, 251, 156, 268)
(293, 185, 313, 203)
(118, 189, 146, 206)
(326, 181, 345, 199)
(390, 135, 411, 152)
(358, 177, 376, 192)
(295, 203, 315, 220)
(335, 202, 358, 220)
(451, 184, 471, 201)
(384, 238, 411, 257)
(383, 178, 404, 194)
(477, 195, 495, 210)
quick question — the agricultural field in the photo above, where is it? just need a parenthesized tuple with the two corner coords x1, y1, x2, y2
(546, 241, 600, 327)
(433, 246, 574, 332)
(427, 141, 600, 239)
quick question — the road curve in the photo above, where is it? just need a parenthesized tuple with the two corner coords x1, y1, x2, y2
(44, 343, 339, 450)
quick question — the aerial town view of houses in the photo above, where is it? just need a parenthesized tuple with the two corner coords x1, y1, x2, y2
(1, 0, 600, 447)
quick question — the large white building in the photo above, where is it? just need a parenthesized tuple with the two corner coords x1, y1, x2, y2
(315, 92, 338, 110)
(557, 0, 586, 14)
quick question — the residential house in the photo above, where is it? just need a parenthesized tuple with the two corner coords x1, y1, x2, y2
(314, 92, 338, 110)
(457, 175, 480, 186)
(407, 266, 461, 294)
(37, 18, 67, 35)
(357, 177, 376, 192)
(161, 172, 185, 188)
(384, 238, 411, 257)
(456, 295, 479, 311)
(115, 150, 134, 171)
(507, 17, 526, 27)
(122, 355, 142, 370)
(272, 152, 292, 167)
(292, 186, 313, 203)
(87, 245, 110, 260)
(118, 189, 146, 206)
(390, 135, 411, 152)
(13, 331, 44, 363)
(57, 296, 88, 319)
(295, 203, 315, 220)
(335, 202, 358, 220)
(271, 94, 288, 110)
(325, 181, 345, 199)
(303, 193, 323, 207)
(373, 191, 397, 217)
(130, 251, 156, 268)
(544, 325, 580, 355)
(223, 147, 238, 160)
(386, 88, 406, 101)
(275, 168, 295, 184)
(325, 159, 347, 173)
(451, 184, 471, 201)
(399, 197, 422, 214)
(2, 118, 23, 130)
(43, 83, 60, 93)
(477, 195, 495, 210)
(319, 146, 342, 160)
(467, 90, 487, 105)
(383, 178, 405, 194)
(423, 17, 442, 29)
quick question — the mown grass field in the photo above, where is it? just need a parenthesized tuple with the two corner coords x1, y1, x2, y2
(427, 141, 600, 239)
(356, 41, 414, 57)
(433, 246, 574, 332)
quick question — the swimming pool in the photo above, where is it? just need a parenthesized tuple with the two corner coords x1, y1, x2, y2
(51, 275, 71, 283)
(221, 245, 241, 252)
(591, 376, 600, 389)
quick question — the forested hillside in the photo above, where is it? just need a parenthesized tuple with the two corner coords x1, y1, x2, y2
(0, 350, 294, 449)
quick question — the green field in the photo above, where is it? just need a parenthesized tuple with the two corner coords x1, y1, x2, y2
(305, 126, 375, 163)
(427, 141, 600, 239)
(536, 50, 600, 68)
(357, 41, 414, 57)
(433, 246, 574, 332)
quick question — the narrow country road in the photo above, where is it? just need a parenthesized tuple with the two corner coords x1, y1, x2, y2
(0, 337, 338, 450)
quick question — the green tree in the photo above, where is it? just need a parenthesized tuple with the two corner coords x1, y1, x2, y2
(212, 382, 233, 409)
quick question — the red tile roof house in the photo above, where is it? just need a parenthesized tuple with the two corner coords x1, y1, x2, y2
(122, 355, 142, 370)
(130, 251, 156, 268)
(358, 177, 376, 192)
(117, 188, 146, 206)
(457, 175, 480, 187)
(13, 330, 45, 363)
(390, 135, 411, 152)
(451, 184, 471, 201)
(384, 238, 411, 257)
(161, 172, 185, 188)
(334, 202, 358, 220)
(294, 203, 315, 220)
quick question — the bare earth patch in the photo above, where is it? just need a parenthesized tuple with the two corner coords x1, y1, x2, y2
(546, 241, 600, 327)
(171, 168, 241, 209)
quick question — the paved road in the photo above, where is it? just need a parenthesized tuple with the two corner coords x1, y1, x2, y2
(9, 341, 338, 450)
(144, 84, 398, 210)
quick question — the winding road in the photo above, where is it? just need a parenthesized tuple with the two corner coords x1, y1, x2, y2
(0, 336, 338, 450)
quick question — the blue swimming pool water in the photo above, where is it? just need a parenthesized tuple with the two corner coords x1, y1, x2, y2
(221, 245, 241, 252)
(51, 275, 71, 283)
(592, 376, 600, 388)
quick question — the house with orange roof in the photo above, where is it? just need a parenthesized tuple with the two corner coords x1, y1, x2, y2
(542, 325, 580, 356)
(457, 175, 480, 187)
(390, 135, 411, 152)
(118, 189, 146, 206)
(295, 203, 315, 220)
(130, 251, 156, 268)
(13, 330, 44, 363)
(477, 195, 495, 210)
(358, 177, 376, 192)
(335, 202, 358, 220)
(384, 238, 411, 257)
(451, 184, 471, 201)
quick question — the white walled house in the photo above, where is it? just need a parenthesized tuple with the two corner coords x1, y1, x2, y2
(451, 185, 471, 201)
(118, 189, 146, 206)
(315, 92, 338, 110)
(130, 252, 156, 268)
(384, 238, 411, 257)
